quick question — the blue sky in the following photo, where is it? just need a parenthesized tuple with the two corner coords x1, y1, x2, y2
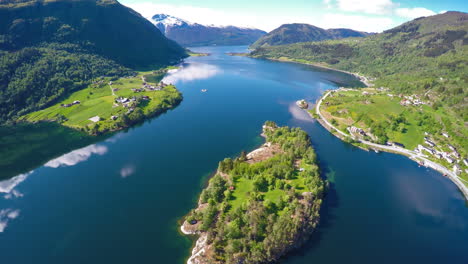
(121, 0, 468, 32)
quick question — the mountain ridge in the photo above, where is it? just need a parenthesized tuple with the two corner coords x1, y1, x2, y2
(150, 13, 266, 46)
(250, 23, 370, 49)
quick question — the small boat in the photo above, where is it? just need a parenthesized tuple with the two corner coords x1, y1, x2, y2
(201, 89, 207, 92)
(374, 149, 379, 153)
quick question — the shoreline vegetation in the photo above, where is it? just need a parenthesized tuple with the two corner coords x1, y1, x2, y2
(20, 67, 182, 136)
(189, 51, 211, 57)
(312, 89, 468, 200)
(181, 122, 325, 264)
(239, 53, 467, 200)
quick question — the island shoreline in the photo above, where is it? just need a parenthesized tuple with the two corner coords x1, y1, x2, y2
(251, 55, 468, 201)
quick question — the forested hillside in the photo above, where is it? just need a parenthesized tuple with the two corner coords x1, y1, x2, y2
(0, 0, 187, 123)
(250, 23, 369, 49)
(251, 12, 468, 121)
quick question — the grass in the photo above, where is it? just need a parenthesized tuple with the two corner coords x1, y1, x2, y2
(229, 159, 316, 210)
(320, 88, 468, 182)
(22, 68, 182, 134)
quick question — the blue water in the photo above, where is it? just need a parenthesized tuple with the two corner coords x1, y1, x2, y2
(1, 46, 467, 264)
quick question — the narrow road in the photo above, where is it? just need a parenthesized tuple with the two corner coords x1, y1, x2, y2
(315, 90, 468, 199)
(109, 84, 116, 97)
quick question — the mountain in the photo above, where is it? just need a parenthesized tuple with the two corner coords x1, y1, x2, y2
(0, 0, 187, 122)
(0, 0, 186, 67)
(251, 11, 468, 120)
(250, 23, 370, 49)
(150, 14, 266, 46)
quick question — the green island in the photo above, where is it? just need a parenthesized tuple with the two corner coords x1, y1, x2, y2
(181, 122, 325, 264)
(20, 68, 182, 135)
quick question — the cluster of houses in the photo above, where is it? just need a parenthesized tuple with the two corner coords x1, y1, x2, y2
(399, 94, 426, 106)
(61, 100, 80, 108)
(414, 132, 466, 175)
(140, 81, 170, 92)
(347, 126, 367, 137)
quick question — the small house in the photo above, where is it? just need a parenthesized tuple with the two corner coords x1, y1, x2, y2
(89, 116, 100, 123)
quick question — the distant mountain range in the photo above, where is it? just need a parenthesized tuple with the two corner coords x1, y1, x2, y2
(251, 23, 371, 49)
(150, 14, 266, 46)
(251, 11, 468, 122)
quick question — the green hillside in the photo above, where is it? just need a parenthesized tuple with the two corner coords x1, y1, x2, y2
(0, 0, 187, 123)
(251, 12, 468, 122)
(250, 23, 369, 49)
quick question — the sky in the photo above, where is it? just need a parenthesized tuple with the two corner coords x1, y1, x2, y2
(120, 0, 468, 32)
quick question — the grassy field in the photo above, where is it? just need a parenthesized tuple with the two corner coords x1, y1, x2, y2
(320, 88, 468, 180)
(22, 68, 182, 135)
(230, 159, 317, 210)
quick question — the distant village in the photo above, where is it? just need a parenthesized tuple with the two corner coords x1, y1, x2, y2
(415, 132, 467, 175)
(83, 78, 171, 124)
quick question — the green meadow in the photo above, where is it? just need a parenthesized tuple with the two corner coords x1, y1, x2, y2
(22, 69, 182, 135)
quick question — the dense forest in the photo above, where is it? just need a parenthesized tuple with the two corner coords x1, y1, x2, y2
(0, 0, 187, 123)
(251, 12, 468, 122)
(183, 122, 326, 264)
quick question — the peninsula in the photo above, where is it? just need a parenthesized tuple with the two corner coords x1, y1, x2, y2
(21, 68, 182, 135)
(181, 121, 325, 264)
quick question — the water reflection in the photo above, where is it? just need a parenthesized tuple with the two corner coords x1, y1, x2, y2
(0, 172, 30, 199)
(0, 208, 20, 232)
(163, 63, 221, 84)
(120, 164, 136, 178)
(44, 144, 108, 168)
(0, 143, 108, 233)
(288, 103, 315, 122)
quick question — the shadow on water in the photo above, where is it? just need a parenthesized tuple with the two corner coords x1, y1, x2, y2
(0, 122, 107, 180)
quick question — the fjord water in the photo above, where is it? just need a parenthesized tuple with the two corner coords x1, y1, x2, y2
(1, 46, 467, 264)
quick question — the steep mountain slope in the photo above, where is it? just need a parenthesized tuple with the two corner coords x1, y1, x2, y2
(251, 11, 468, 125)
(0, 0, 186, 67)
(0, 0, 187, 123)
(250, 23, 369, 49)
(151, 14, 266, 46)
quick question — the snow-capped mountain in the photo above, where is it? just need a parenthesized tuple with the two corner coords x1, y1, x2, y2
(150, 14, 266, 47)
(151, 14, 192, 34)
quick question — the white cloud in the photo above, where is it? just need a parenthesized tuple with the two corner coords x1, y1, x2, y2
(330, 0, 397, 15)
(395, 7, 436, 19)
(320, 13, 395, 32)
(123, 1, 435, 33)
(120, 165, 135, 178)
(125, 3, 260, 29)
(163, 63, 221, 84)
(44, 144, 108, 168)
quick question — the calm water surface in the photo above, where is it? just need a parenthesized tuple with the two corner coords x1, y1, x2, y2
(1, 46, 467, 264)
